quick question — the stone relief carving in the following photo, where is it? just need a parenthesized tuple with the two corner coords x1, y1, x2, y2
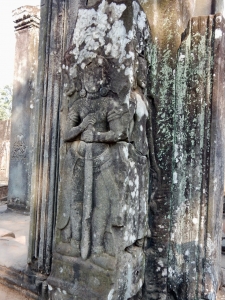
(56, 56, 130, 263)
(12, 135, 27, 160)
(55, 58, 151, 297)
(49, 1, 159, 299)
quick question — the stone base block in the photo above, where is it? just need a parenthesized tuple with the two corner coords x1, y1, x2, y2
(48, 246, 145, 300)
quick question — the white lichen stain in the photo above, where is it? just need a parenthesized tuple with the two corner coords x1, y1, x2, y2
(122, 204, 127, 212)
(48, 285, 53, 291)
(206, 234, 215, 257)
(72, 0, 137, 65)
(162, 268, 167, 277)
(135, 94, 148, 120)
(158, 260, 164, 267)
(125, 67, 134, 84)
(173, 171, 178, 184)
(129, 180, 133, 187)
(108, 289, 114, 300)
(168, 267, 174, 278)
(179, 54, 185, 61)
(123, 145, 129, 159)
(192, 218, 198, 225)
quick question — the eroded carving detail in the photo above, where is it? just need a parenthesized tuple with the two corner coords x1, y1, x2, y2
(12, 135, 27, 160)
(49, 2, 157, 299)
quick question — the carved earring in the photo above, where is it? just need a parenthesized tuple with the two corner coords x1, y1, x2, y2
(100, 87, 109, 97)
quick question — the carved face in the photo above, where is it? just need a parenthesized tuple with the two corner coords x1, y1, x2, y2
(84, 62, 103, 93)
(83, 56, 110, 94)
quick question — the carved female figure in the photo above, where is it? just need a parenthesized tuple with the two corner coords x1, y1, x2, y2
(56, 56, 129, 267)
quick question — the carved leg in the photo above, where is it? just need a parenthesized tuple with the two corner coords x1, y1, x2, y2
(60, 222, 71, 243)
(91, 173, 116, 270)
(101, 168, 124, 227)
(71, 202, 82, 241)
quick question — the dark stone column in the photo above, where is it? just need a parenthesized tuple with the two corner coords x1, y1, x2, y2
(169, 14, 225, 299)
(139, 1, 225, 299)
(28, 0, 68, 274)
(7, 6, 40, 212)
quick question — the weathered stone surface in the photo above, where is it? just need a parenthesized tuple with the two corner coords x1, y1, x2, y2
(24, 1, 225, 300)
(0, 120, 11, 184)
(169, 14, 225, 300)
(7, 6, 40, 213)
(138, 2, 225, 299)
(45, 1, 155, 299)
(0, 185, 8, 201)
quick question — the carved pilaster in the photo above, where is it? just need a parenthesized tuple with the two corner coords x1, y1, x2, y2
(7, 6, 40, 212)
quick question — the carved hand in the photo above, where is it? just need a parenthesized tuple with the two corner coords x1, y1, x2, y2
(81, 129, 95, 142)
(80, 114, 96, 131)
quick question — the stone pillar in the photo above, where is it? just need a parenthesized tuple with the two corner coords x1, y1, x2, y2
(26, 1, 225, 299)
(169, 14, 225, 299)
(28, 1, 154, 299)
(139, 1, 225, 299)
(7, 6, 40, 212)
(28, 0, 67, 274)
(0, 120, 11, 184)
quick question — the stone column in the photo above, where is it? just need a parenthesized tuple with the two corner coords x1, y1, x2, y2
(169, 14, 225, 299)
(28, 0, 67, 274)
(27, 1, 225, 299)
(7, 6, 40, 212)
(0, 120, 11, 184)
(28, 2, 153, 300)
(139, 1, 225, 299)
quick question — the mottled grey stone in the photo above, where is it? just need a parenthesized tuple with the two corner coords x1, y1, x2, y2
(7, 6, 40, 213)
(168, 14, 225, 300)
(25, 1, 225, 300)
(0, 120, 11, 184)
(46, 1, 155, 299)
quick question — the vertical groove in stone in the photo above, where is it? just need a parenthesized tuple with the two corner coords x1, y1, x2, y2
(28, 0, 81, 276)
(204, 13, 225, 297)
(28, 0, 67, 274)
(28, 0, 53, 269)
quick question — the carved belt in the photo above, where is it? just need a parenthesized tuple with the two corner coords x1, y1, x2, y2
(75, 146, 112, 173)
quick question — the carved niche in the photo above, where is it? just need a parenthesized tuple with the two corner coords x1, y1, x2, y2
(48, 1, 157, 299)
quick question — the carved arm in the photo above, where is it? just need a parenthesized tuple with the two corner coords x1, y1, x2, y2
(81, 109, 129, 143)
(64, 113, 96, 142)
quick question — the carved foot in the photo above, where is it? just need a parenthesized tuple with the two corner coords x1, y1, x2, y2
(91, 252, 116, 270)
(56, 240, 80, 257)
